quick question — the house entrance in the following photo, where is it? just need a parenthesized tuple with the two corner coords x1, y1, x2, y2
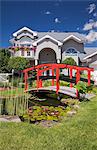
(39, 48, 56, 75)
(39, 48, 56, 64)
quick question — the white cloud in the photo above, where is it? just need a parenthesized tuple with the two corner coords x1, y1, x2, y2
(45, 11, 51, 15)
(86, 30, 97, 43)
(83, 21, 97, 31)
(89, 19, 94, 22)
(93, 12, 97, 17)
(83, 5, 97, 44)
(77, 27, 80, 30)
(83, 22, 94, 30)
(54, 18, 61, 23)
(87, 3, 96, 14)
(51, 30, 55, 32)
(94, 21, 97, 28)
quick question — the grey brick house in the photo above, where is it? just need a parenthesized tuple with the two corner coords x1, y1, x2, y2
(9, 27, 97, 70)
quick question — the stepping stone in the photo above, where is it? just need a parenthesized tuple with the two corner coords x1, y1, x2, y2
(0, 118, 10, 122)
(67, 110, 76, 117)
(85, 93, 95, 99)
(10, 118, 21, 122)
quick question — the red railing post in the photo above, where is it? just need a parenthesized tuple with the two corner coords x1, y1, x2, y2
(24, 72, 28, 91)
(70, 68, 73, 87)
(52, 68, 54, 86)
(76, 69, 80, 98)
(39, 70, 42, 88)
(88, 70, 91, 86)
(56, 67, 60, 94)
(37, 69, 39, 89)
(76, 69, 80, 83)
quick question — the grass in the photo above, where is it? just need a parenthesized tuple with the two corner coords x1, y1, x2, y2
(0, 88, 25, 97)
(0, 93, 97, 150)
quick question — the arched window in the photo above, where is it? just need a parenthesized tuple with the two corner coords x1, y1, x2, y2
(65, 48, 78, 56)
(20, 36, 32, 46)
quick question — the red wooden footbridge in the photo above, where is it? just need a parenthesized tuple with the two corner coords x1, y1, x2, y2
(23, 63, 94, 98)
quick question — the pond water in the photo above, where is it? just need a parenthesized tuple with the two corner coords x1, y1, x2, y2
(28, 92, 70, 107)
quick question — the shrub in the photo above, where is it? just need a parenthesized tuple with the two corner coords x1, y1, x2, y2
(0, 82, 11, 88)
(75, 81, 87, 94)
(8, 57, 30, 72)
(75, 81, 93, 94)
(60, 81, 70, 86)
(62, 57, 77, 66)
(61, 98, 79, 107)
(23, 105, 70, 122)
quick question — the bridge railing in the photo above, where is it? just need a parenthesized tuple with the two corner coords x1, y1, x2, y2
(23, 63, 94, 97)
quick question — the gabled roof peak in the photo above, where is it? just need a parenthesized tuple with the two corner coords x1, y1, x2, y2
(33, 34, 62, 46)
(63, 35, 82, 43)
(13, 27, 37, 37)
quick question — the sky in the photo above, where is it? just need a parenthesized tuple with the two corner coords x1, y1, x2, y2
(0, 0, 97, 48)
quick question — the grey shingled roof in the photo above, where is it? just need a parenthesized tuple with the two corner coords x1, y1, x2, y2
(37, 32, 86, 42)
(80, 47, 97, 61)
(84, 47, 97, 57)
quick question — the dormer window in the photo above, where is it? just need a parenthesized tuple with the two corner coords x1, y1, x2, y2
(27, 44, 31, 47)
(65, 48, 78, 56)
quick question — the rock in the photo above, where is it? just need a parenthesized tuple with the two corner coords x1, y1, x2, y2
(0, 116, 21, 122)
(39, 120, 58, 128)
(73, 105, 80, 109)
(11, 118, 21, 122)
(67, 110, 76, 117)
(0, 118, 10, 122)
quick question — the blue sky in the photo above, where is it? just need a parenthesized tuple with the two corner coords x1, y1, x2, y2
(0, 0, 97, 48)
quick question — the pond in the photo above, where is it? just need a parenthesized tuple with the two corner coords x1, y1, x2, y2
(28, 92, 70, 107)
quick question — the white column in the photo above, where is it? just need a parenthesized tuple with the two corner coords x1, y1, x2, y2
(44, 71, 47, 76)
(35, 59, 38, 66)
(50, 69, 52, 76)
(57, 59, 60, 64)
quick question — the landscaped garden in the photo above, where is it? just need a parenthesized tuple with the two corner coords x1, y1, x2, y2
(0, 49, 97, 150)
(0, 87, 97, 150)
(0, 79, 97, 150)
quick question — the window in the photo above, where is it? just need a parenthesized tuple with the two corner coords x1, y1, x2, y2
(65, 48, 77, 56)
(27, 51, 30, 56)
(20, 36, 32, 43)
(21, 50, 24, 56)
(20, 44, 31, 47)
(27, 44, 31, 47)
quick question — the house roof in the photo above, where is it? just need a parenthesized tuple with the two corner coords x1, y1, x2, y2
(12, 27, 86, 43)
(83, 47, 97, 59)
(63, 35, 82, 43)
(79, 47, 97, 62)
(90, 60, 97, 66)
(33, 34, 62, 46)
(37, 32, 86, 43)
(13, 27, 37, 37)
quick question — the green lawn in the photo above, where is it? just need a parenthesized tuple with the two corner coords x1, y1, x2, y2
(0, 94, 97, 150)
(0, 88, 25, 97)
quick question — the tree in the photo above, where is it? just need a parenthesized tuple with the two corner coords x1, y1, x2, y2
(62, 57, 77, 76)
(0, 49, 11, 73)
(62, 57, 77, 66)
(8, 57, 30, 73)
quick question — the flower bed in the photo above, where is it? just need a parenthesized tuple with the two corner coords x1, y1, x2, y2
(9, 46, 36, 52)
(22, 104, 77, 123)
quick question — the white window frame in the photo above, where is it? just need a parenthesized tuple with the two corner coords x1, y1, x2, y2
(27, 51, 31, 56)
(65, 47, 78, 56)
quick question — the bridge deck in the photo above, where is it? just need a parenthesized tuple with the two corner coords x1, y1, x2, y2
(26, 86, 77, 97)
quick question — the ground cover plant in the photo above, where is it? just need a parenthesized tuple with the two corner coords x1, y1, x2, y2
(0, 92, 97, 150)
(22, 105, 72, 122)
(0, 76, 96, 150)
